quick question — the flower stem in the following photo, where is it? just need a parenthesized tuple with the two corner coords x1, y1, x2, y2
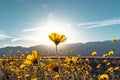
(55, 45, 62, 79)
(56, 45, 58, 59)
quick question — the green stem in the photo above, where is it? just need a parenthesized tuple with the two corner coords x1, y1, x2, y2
(55, 45, 62, 80)
(56, 45, 58, 59)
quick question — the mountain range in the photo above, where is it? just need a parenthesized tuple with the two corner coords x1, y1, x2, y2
(0, 40, 120, 56)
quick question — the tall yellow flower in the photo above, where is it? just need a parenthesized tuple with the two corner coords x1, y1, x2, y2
(23, 50, 39, 65)
(49, 32, 67, 59)
(49, 32, 67, 45)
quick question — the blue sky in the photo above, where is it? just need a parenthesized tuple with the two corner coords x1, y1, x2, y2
(0, 0, 120, 47)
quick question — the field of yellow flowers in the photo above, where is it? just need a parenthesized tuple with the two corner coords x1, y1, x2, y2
(0, 33, 120, 80)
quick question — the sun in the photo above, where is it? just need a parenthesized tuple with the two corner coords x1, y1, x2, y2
(38, 19, 74, 44)
(27, 17, 77, 45)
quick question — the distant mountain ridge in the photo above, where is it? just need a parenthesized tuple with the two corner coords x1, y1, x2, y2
(0, 40, 120, 56)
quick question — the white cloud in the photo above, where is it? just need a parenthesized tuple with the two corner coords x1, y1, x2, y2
(2, 43, 33, 48)
(11, 36, 39, 42)
(22, 27, 44, 32)
(11, 35, 48, 47)
(11, 31, 44, 43)
(0, 34, 11, 40)
(11, 37, 23, 42)
(77, 18, 120, 29)
(2, 44, 20, 47)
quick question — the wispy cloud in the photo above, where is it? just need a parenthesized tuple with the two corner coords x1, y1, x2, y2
(2, 44, 21, 48)
(77, 18, 120, 29)
(11, 34, 44, 43)
(11, 34, 49, 47)
(11, 37, 23, 42)
(0, 34, 11, 40)
(22, 27, 44, 32)
(11, 36, 37, 42)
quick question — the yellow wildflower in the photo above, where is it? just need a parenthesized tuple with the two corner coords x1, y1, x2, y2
(108, 49, 114, 56)
(23, 50, 39, 65)
(31, 78, 38, 80)
(25, 74, 30, 77)
(103, 59, 107, 63)
(20, 64, 26, 68)
(112, 38, 117, 42)
(91, 51, 97, 56)
(96, 64, 101, 69)
(102, 54, 108, 58)
(106, 62, 111, 66)
(98, 74, 109, 80)
(21, 53, 24, 57)
(107, 67, 114, 72)
(18, 75, 22, 79)
(65, 57, 77, 64)
(86, 71, 89, 75)
(114, 66, 119, 71)
(63, 69, 70, 74)
(9, 61, 14, 65)
(85, 58, 89, 62)
(54, 73, 60, 79)
(78, 68, 82, 72)
(44, 72, 49, 76)
(49, 32, 67, 45)
(47, 62, 59, 72)
(63, 64, 70, 68)
(40, 62, 45, 67)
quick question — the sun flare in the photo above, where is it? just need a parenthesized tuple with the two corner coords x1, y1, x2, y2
(24, 17, 77, 45)
(37, 19, 74, 44)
